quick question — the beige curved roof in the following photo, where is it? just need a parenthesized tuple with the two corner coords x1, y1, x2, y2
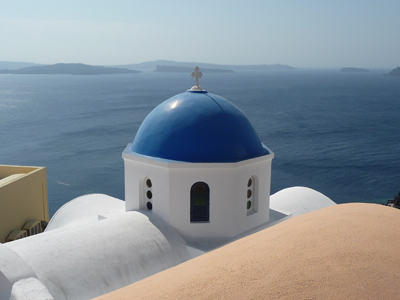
(95, 203, 400, 300)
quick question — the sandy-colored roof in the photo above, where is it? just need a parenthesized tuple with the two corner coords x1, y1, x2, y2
(95, 203, 400, 300)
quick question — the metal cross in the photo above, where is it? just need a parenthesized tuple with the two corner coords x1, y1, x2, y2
(191, 66, 202, 87)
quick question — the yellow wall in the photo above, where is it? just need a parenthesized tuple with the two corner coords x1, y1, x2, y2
(0, 165, 49, 243)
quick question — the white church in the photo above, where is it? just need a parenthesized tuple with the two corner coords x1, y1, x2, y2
(0, 67, 335, 300)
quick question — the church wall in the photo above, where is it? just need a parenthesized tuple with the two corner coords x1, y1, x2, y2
(123, 156, 170, 223)
(231, 157, 272, 235)
(168, 165, 237, 241)
(166, 153, 273, 241)
(124, 148, 273, 241)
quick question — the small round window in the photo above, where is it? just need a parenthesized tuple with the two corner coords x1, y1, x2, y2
(247, 200, 252, 209)
(146, 179, 152, 188)
(247, 189, 252, 198)
(247, 178, 252, 187)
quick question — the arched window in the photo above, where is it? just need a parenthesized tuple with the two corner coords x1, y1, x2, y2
(190, 182, 210, 222)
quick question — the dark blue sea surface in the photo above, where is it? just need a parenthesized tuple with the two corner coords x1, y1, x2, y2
(1, 70, 399, 216)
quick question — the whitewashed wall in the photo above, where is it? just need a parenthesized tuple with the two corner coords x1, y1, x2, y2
(124, 146, 274, 241)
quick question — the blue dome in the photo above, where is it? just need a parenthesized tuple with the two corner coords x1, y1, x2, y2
(131, 91, 270, 163)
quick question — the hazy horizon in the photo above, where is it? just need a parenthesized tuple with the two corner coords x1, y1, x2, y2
(1, 1, 399, 69)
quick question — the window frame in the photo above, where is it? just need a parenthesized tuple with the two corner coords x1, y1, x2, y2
(190, 182, 210, 223)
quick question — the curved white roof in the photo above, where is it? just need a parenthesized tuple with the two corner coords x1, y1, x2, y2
(46, 194, 125, 231)
(270, 186, 336, 217)
(4, 195, 192, 300)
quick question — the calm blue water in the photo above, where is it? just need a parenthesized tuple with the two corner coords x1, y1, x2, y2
(1, 70, 399, 216)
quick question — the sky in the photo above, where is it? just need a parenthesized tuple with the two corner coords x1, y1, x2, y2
(0, 0, 399, 68)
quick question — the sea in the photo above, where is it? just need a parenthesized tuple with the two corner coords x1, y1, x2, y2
(1, 69, 399, 216)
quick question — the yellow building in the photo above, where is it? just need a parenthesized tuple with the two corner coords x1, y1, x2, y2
(0, 165, 49, 243)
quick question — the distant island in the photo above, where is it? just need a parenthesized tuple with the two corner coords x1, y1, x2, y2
(340, 67, 370, 73)
(110, 60, 296, 72)
(383, 67, 400, 76)
(0, 61, 44, 70)
(0, 60, 297, 74)
(154, 65, 234, 73)
(0, 63, 141, 75)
